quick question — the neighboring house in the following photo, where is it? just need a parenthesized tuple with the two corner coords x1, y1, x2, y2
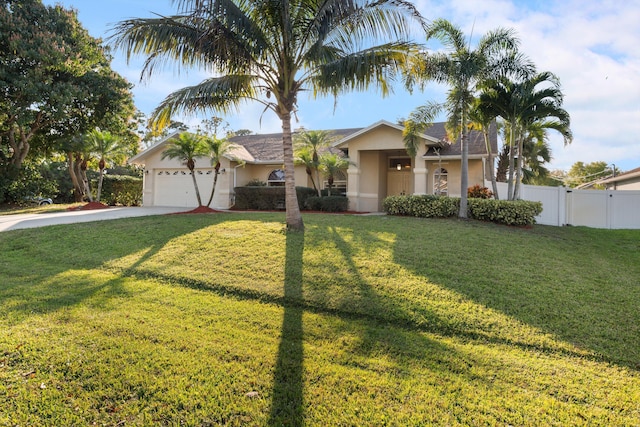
(598, 167, 640, 190)
(128, 120, 498, 211)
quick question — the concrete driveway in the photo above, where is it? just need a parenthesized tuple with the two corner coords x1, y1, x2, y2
(0, 206, 192, 232)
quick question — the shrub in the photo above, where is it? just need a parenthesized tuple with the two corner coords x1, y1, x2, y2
(306, 196, 349, 212)
(100, 175, 142, 206)
(468, 198, 543, 226)
(384, 194, 542, 226)
(233, 186, 315, 210)
(382, 195, 458, 218)
(468, 184, 493, 199)
(297, 187, 318, 209)
(245, 179, 266, 186)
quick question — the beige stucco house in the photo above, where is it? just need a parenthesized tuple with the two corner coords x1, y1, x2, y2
(128, 120, 497, 212)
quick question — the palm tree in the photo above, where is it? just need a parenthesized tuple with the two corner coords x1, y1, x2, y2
(87, 128, 124, 203)
(294, 145, 319, 194)
(479, 72, 572, 199)
(294, 130, 333, 197)
(202, 135, 240, 208)
(468, 99, 499, 198)
(111, 0, 423, 231)
(319, 153, 350, 196)
(161, 132, 208, 207)
(519, 121, 552, 184)
(404, 19, 533, 217)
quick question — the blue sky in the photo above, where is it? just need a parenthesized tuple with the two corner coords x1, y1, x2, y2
(42, 0, 640, 172)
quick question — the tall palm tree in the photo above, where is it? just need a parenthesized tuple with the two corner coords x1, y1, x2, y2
(111, 0, 423, 231)
(203, 135, 240, 208)
(404, 19, 533, 217)
(87, 128, 124, 203)
(468, 99, 499, 198)
(161, 132, 208, 207)
(294, 130, 333, 197)
(479, 72, 572, 199)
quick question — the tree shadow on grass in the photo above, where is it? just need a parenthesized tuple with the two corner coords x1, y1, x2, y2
(268, 230, 305, 426)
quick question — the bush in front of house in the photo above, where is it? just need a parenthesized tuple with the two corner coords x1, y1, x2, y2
(382, 195, 459, 217)
(101, 175, 143, 206)
(234, 186, 317, 210)
(467, 198, 542, 226)
(305, 195, 349, 212)
(467, 184, 493, 199)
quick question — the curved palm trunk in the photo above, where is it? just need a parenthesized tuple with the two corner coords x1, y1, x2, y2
(281, 115, 304, 231)
(206, 167, 220, 208)
(190, 168, 203, 206)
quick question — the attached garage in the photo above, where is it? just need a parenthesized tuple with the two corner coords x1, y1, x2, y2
(152, 169, 214, 207)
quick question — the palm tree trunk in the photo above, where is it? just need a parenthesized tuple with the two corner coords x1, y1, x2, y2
(190, 169, 203, 206)
(507, 125, 514, 200)
(281, 115, 304, 231)
(482, 128, 499, 200)
(206, 169, 219, 207)
(458, 110, 468, 218)
(96, 169, 104, 202)
(514, 136, 524, 199)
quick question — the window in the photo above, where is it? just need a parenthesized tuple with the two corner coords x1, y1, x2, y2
(323, 170, 347, 196)
(434, 168, 448, 195)
(267, 169, 285, 186)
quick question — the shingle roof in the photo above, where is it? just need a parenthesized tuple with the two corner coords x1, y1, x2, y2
(130, 122, 497, 165)
(228, 128, 361, 163)
(423, 122, 498, 157)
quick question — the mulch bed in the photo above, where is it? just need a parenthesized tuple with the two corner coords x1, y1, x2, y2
(66, 201, 110, 211)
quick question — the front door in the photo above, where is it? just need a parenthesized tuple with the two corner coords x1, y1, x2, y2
(387, 171, 411, 196)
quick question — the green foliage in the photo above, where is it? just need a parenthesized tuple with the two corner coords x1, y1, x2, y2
(0, 214, 639, 425)
(382, 195, 459, 217)
(305, 196, 349, 212)
(245, 179, 267, 186)
(0, 0, 137, 174)
(565, 161, 614, 189)
(467, 184, 493, 199)
(234, 186, 316, 210)
(467, 198, 543, 226)
(296, 186, 319, 210)
(5, 161, 59, 203)
(384, 194, 542, 226)
(99, 175, 142, 206)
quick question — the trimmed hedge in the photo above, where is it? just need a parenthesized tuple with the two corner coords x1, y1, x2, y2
(101, 175, 142, 206)
(467, 198, 543, 226)
(234, 186, 317, 210)
(306, 196, 349, 212)
(382, 195, 459, 218)
(383, 195, 543, 226)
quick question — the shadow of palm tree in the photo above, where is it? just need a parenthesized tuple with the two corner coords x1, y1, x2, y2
(268, 230, 305, 426)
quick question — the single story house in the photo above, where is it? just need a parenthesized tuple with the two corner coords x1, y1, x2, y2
(128, 120, 497, 212)
(598, 166, 640, 190)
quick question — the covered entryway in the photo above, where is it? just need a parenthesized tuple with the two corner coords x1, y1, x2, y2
(387, 157, 412, 196)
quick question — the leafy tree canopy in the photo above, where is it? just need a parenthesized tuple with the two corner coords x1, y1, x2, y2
(0, 0, 137, 181)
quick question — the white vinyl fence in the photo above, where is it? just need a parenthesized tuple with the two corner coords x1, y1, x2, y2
(487, 181, 640, 229)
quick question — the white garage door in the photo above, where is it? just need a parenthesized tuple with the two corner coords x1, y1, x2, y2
(154, 169, 214, 207)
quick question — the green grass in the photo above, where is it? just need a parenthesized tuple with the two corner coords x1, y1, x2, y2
(1, 212, 639, 426)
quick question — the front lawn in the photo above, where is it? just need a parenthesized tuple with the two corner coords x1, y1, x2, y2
(1, 213, 638, 425)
